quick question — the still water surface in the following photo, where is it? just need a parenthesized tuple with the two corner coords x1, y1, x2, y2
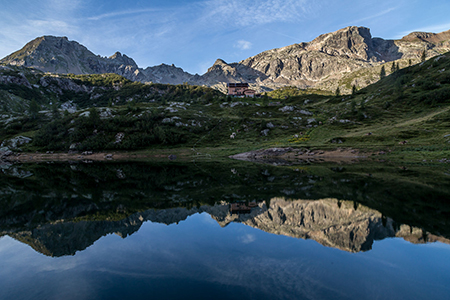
(0, 161, 449, 299)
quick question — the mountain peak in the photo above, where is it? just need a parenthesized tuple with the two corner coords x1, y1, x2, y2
(109, 51, 122, 59)
(401, 29, 450, 44)
(213, 59, 228, 66)
(108, 52, 138, 68)
(306, 26, 375, 61)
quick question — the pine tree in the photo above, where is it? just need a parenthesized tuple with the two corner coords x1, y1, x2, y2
(421, 49, 426, 62)
(391, 61, 396, 73)
(380, 66, 386, 79)
(335, 86, 340, 97)
(396, 62, 400, 71)
(352, 84, 357, 95)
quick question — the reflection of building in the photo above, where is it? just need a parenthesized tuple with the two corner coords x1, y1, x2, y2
(230, 201, 258, 214)
(227, 83, 256, 98)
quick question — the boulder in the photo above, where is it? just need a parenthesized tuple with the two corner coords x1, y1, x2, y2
(0, 136, 32, 150)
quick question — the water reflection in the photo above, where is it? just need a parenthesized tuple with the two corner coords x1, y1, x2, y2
(1, 161, 449, 256)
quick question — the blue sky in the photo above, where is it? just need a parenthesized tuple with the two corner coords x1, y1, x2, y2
(1, 0, 450, 74)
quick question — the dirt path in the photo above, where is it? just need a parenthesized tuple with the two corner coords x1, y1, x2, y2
(344, 107, 450, 138)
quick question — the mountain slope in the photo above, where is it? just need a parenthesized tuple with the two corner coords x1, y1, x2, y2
(201, 26, 450, 92)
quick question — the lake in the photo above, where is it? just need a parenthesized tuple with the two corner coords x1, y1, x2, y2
(0, 160, 449, 299)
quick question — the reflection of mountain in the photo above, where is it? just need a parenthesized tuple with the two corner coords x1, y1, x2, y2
(3, 198, 448, 256)
(228, 198, 449, 252)
(2, 205, 229, 257)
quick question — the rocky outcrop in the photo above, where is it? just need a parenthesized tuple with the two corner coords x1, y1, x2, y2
(0, 70, 32, 89)
(39, 75, 95, 94)
(0, 136, 32, 151)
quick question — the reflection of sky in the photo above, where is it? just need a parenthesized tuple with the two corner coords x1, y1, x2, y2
(1, 213, 450, 300)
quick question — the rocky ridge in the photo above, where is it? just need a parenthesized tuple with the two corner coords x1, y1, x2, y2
(2, 27, 450, 93)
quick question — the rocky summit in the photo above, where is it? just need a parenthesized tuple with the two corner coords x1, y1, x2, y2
(2, 26, 450, 92)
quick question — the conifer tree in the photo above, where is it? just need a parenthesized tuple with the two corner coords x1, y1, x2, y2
(421, 49, 426, 62)
(391, 61, 396, 73)
(335, 86, 340, 97)
(380, 66, 386, 79)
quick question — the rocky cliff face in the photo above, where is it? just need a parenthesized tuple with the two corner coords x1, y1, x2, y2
(2, 27, 450, 92)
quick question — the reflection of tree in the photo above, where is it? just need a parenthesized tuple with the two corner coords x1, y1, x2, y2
(422, 229, 428, 243)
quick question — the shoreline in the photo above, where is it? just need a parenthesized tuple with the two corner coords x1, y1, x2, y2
(2, 151, 175, 163)
(2, 147, 370, 164)
(2, 147, 448, 165)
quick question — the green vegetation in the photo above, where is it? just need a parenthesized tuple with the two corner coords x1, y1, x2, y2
(266, 86, 333, 99)
(2, 52, 450, 161)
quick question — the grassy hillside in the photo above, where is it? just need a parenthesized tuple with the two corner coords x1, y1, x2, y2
(1, 51, 450, 161)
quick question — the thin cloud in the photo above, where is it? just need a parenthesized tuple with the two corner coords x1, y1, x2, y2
(199, 0, 311, 28)
(239, 234, 256, 244)
(349, 6, 398, 24)
(46, 0, 82, 14)
(29, 19, 77, 34)
(263, 28, 300, 41)
(235, 40, 252, 50)
(87, 8, 161, 21)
